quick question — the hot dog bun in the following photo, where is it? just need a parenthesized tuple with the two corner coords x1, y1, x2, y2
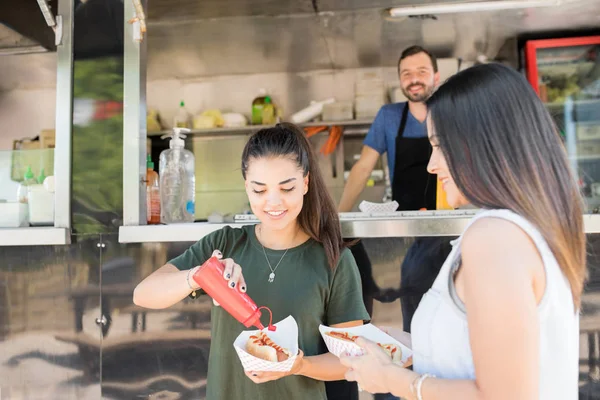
(245, 332, 291, 362)
(325, 331, 358, 343)
(378, 343, 403, 362)
(325, 330, 402, 362)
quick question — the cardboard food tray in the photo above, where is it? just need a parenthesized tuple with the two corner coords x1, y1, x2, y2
(233, 315, 299, 372)
(358, 200, 399, 213)
(319, 323, 412, 365)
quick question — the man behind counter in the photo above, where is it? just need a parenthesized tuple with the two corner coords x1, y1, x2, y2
(338, 46, 447, 400)
(339, 45, 440, 213)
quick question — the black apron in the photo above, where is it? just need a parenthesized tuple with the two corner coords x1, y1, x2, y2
(392, 104, 452, 333)
(392, 103, 436, 210)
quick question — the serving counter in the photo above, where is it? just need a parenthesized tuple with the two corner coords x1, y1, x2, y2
(119, 210, 600, 243)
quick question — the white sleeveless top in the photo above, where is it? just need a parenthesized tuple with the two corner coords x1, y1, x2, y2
(411, 209, 579, 399)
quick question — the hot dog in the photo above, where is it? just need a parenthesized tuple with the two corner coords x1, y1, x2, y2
(325, 330, 403, 362)
(325, 331, 359, 343)
(377, 343, 402, 362)
(246, 332, 291, 362)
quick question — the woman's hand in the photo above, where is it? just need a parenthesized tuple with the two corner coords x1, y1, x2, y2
(197, 250, 247, 306)
(340, 337, 413, 394)
(379, 326, 413, 366)
(245, 350, 305, 384)
(216, 250, 247, 293)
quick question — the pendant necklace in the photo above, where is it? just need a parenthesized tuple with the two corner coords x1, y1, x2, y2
(258, 225, 297, 283)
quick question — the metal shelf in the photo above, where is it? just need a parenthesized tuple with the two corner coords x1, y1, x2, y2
(147, 119, 374, 138)
(545, 98, 600, 109)
(573, 155, 600, 161)
(0, 227, 70, 246)
(545, 99, 600, 123)
(119, 214, 600, 243)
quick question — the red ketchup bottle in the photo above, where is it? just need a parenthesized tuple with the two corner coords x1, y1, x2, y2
(191, 256, 273, 330)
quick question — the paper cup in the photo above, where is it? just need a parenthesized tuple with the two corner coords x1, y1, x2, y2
(233, 315, 299, 372)
(319, 324, 412, 365)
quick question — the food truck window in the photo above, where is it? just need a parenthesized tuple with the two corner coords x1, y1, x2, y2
(0, 0, 72, 245)
(120, 1, 600, 246)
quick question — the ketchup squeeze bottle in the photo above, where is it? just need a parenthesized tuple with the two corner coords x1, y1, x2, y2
(191, 256, 274, 330)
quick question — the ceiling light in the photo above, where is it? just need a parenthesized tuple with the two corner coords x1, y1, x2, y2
(388, 0, 562, 17)
(36, 0, 57, 27)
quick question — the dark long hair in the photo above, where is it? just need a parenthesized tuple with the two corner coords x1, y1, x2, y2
(241, 123, 345, 269)
(427, 63, 586, 310)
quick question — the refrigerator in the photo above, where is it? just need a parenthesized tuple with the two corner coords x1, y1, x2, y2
(523, 36, 600, 212)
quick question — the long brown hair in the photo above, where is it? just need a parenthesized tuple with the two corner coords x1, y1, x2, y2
(241, 123, 345, 269)
(428, 63, 586, 310)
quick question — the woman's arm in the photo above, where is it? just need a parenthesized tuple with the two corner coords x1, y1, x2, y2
(133, 264, 196, 309)
(248, 248, 370, 384)
(247, 320, 364, 383)
(133, 250, 246, 310)
(296, 320, 364, 381)
(345, 218, 543, 400)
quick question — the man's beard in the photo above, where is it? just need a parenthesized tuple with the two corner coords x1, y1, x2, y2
(401, 82, 434, 102)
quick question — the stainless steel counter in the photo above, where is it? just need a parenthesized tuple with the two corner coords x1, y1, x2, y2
(118, 211, 600, 243)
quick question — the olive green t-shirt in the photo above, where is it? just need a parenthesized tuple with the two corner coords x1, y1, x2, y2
(169, 225, 370, 400)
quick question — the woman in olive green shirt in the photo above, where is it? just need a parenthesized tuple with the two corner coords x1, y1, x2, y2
(133, 123, 370, 400)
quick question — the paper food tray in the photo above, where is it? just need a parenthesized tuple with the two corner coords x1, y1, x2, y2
(319, 323, 412, 365)
(233, 315, 299, 372)
(358, 200, 399, 213)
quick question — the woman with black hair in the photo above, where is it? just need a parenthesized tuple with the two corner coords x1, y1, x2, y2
(133, 123, 369, 400)
(340, 63, 585, 400)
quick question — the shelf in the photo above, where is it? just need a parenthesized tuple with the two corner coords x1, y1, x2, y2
(0, 227, 70, 246)
(119, 213, 600, 243)
(545, 99, 600, 123)
(147, 119, 374, 138)
(119, 223, 249, 243)
(119, 219, 472, 243)
(545, 98, 600, 109)
(572, 155, 600, 161)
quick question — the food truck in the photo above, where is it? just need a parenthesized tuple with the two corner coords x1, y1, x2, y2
(0, 0, 599, 398)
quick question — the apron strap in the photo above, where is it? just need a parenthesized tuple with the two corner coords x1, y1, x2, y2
(398, 102, 409, 138)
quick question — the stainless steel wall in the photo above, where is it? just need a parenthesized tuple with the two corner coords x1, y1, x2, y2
(2, 234, 600, 399)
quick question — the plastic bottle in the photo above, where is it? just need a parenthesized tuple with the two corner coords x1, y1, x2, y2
(16, 166, 37, 203)
(37, 168, 46, 184)
(290, 98, 335, 123)
(28, 175, 54, 226)
(192, 256, 268, 329)
(173, 100, 191, 129)
(146, 154, 161, 225)
(251, 89, 268, 125)
(159, 128, 196, 224)
(436, 178, 452, 210)
(262, 96, 276, 125)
